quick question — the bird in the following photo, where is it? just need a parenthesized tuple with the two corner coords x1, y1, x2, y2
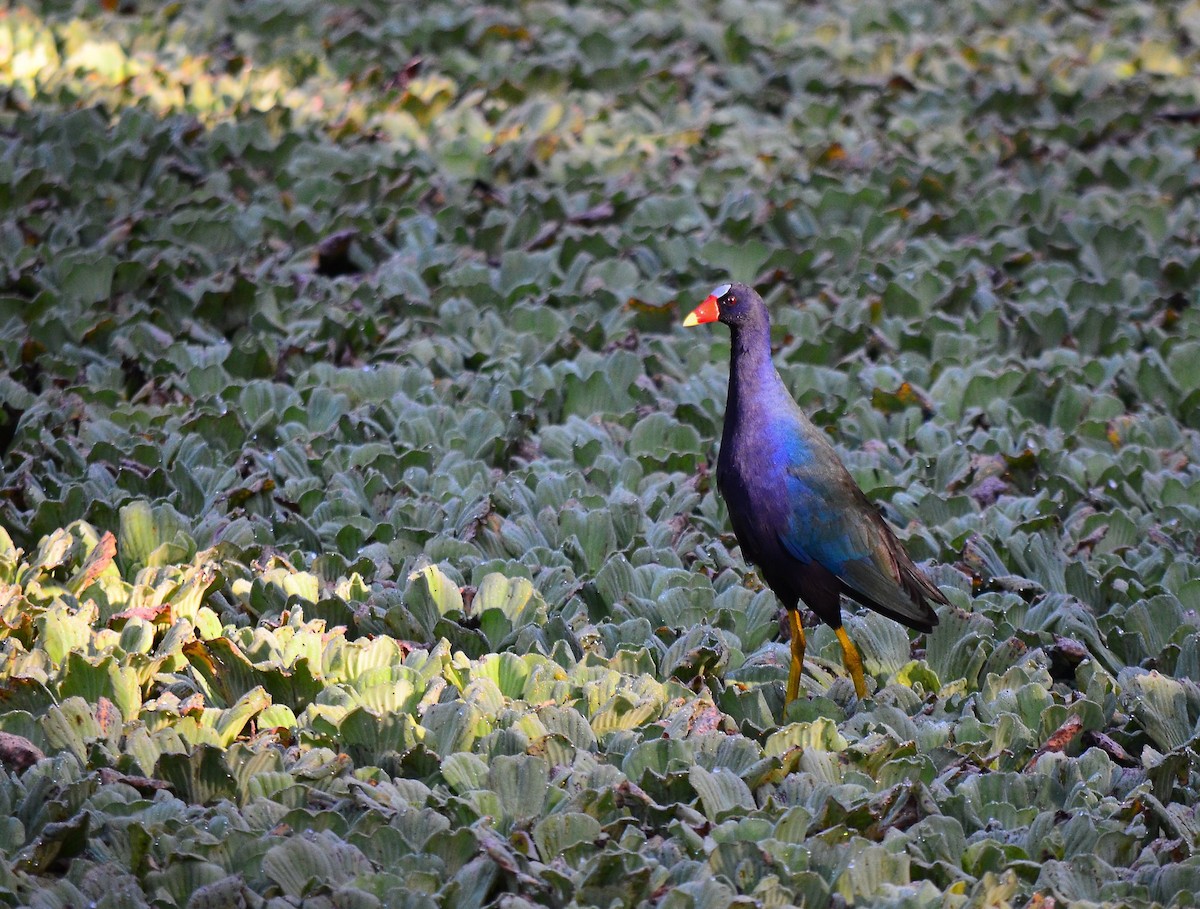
(683, 282, 947, 702)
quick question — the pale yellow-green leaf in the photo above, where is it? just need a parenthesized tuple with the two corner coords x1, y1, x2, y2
(118, 501, 192, 575)
(764, 719, 849, 757)
(37, 603, 94, 667)
(690, 765, 755, 821)
(533, 812, 600, 861)
(213, 687, 271, 747)
(441, 752, 489, 795)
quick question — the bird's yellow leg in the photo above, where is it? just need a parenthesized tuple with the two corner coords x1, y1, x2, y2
(786, 610, 806, 704)
(835, 626, 869, 698)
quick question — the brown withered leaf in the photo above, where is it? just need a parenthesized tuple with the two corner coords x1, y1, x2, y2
(384, 56, 424, 91)
(1070, 525, 1108, 556)
(1025, 716, 1084, 770)
(526, 220, 561, 250)
(1051, 635, 1089, 667)
(95, 697, 123, 739)
(111, 603, 172, 623)
(627, 297, 674, 315)
(1082, 731, 1137, 767)
(0, 731, 44, 772)
(70, 531, 116, 594)
(570, 202, 614, 224)
(98, 768, 172, 795)
(688, 700, 724, 736)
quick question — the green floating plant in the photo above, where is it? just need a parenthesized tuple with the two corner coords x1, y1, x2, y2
(0, 0, 1198, 905)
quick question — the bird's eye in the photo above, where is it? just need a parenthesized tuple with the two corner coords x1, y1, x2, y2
(711, 282, 732, 299)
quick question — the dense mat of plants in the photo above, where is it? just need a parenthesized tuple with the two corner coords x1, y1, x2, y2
(2, 0, 1200, 906)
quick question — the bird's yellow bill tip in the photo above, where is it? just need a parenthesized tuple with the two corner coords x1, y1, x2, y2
(682, 294, 719, 327)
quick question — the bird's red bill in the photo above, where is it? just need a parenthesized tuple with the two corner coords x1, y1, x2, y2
(683, 295, 719, 327)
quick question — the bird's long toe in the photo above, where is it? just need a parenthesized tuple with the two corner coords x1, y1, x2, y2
(785, 610, 806, 704)
(835, 626, 869, 698)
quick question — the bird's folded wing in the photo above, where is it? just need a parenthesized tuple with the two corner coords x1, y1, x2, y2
(777, 464, 942, 630)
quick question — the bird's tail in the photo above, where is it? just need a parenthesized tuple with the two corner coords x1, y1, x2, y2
(839, 548, 947, 633)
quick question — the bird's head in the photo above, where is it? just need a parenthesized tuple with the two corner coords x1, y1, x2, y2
(682, 282, 766, 331)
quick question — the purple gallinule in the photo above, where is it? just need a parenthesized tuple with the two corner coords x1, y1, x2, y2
(684, 282, 946, 701)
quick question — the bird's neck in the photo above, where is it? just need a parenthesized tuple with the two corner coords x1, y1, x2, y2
(725, 322, 789, 433)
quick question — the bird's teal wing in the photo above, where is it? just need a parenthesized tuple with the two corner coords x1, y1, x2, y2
(773, 424, 943, 630)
